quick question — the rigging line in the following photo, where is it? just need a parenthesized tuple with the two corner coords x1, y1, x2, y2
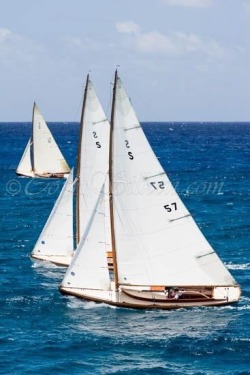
(72, 177, 79, 186)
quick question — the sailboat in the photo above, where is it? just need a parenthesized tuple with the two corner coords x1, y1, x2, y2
(59, 70, 241, 309)
(30, 75, 111, 267)
(16, 102, 70, 178)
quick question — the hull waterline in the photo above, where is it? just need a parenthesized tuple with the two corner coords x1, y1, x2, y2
(59, 284, 241, 310)
(31, 253, 73, 267)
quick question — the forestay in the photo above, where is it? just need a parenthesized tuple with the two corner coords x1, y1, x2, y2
(111, 76, 237, 287)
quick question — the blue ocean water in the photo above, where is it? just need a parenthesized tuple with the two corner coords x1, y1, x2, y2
(0, 122, 249, 375)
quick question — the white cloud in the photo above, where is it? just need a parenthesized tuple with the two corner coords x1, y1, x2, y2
(136, 31, 176, 54)
(116, 21, 140, 35)
(163, 0, 213, 8)
(65, 36, 107, 52)
(0, 28, 12, 42)
(128, 28, 225, 59)
(0, 28, 44, 65)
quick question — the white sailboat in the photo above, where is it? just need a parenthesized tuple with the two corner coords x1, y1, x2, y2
(16, 102, 70, 178)
(60, 70, 241, 309)
(30, 75, 111, 267)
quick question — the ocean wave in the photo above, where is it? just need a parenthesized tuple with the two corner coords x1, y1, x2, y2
(66, 297, 107, 310)
(225, 262, 250, 270)
(31, 260, 60, 269)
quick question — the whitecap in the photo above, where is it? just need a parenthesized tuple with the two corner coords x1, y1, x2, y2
(66, 296, 107, 310)
(226, 263, 250, 270)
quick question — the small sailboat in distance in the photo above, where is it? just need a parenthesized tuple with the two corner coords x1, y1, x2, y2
(16, 102, 70, 178)
(60, 70, 241, 309)
(30, 75, 111, 267)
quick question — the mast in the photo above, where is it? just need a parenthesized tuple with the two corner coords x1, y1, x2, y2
(109, 70, 119, 289)
(76, 74, 89, 244)
(31, 102, 35, 172)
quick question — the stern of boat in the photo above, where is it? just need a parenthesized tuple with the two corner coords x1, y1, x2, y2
(213, 285, 241, 303)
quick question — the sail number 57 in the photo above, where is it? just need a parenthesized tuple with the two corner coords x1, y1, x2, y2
(150, 181, 165, 190)
(164, 202, 177, 212)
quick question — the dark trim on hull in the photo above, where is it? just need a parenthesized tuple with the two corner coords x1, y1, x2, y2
(59, 288, 239, 310)
(34, 173, 68, 179)
(122, 289, 222, 304)
(15, 171, 34, 177)
(16, 172, 68, 179)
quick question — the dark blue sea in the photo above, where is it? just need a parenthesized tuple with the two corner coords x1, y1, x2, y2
(0, 122, 249, 374)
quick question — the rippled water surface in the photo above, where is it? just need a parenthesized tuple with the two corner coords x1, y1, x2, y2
(0, 122, 249, 374)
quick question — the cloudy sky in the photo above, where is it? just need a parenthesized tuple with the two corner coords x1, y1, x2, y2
(0, 0, 249, 122)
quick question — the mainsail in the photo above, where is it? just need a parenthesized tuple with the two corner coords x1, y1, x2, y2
(76, 75, 110, 243)
(32, 103, 70, 177)
(31, 169, 74, 266)
(16, 103, 70, 178)
(111, 75, 237, 288)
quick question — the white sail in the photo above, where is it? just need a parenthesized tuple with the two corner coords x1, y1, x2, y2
(61, 179, 111, 291)
(76, 77, 110, 242)
(16, 138, 34, 177)
(32, 103, 70, 176)
(111, 75, 237, 287)
(31, 169, 74, 266)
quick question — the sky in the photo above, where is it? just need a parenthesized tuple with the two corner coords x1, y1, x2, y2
(0, 0, 250, 122)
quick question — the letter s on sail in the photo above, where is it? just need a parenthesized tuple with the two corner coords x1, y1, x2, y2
(128, 151, 134, 160)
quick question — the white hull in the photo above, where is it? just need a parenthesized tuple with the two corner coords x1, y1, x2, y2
(16, 171, 35, 178)
(16, 171, 69, 179)
(31, 253, 73, 267)
(59, 284, 241, 309)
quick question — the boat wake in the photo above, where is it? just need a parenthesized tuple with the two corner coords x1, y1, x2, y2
(31, 260, 66, 270)
(66, 296, 107, 310)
